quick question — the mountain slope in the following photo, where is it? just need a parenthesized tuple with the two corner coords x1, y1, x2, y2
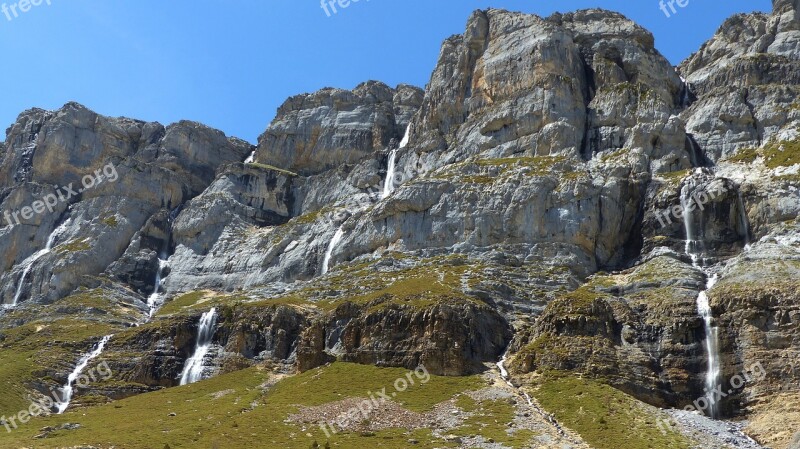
(0, 2, 798, 448)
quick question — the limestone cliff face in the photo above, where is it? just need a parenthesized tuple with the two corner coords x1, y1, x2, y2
(256, 81, 422, 176)
(0, 3, 798, 447)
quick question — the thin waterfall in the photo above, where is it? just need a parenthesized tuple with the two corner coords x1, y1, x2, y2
(11, 220, 68, 305)
(680, 182, 700, 265)
(145, 208, 180, 319)
(685, 136, 700, 168)
(179, 308, 218, 385)
(146, 256, 169, 318)
(399, 124, 411, 149)
(382, 125, 411, 199)
(382, 149, 398, 199)
(681, 181, 723, 419)
(324, 125, 411, 275)
(697, 274, 722, 419)
(736, 191, 751, 250)
(321, 227, 345, 275)
(245, 150, 256, 164)
(56, 335, 113, 414)
(680, 77, 691, 108)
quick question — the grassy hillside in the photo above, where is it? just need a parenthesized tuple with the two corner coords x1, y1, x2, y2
(0, 363, 499, 449)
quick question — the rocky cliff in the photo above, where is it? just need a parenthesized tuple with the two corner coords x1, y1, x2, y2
(0, 2, 798, 448)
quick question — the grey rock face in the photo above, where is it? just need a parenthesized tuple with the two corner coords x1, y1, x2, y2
(679, 0, 800, 161)
(0, 102, 250, 305)
(255, 81, 422, 176)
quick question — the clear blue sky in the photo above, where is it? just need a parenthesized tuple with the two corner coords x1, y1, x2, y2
(0, 0, 771, 143)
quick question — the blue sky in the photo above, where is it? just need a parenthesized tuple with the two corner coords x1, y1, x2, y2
(0, 1, 771, 143)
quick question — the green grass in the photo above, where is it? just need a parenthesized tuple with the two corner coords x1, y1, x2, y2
(155, 290, 216, 316)
(0, 348, 38, 414)
(0, 316, 118, 417)
(101, 215, 119, 227)
(725, 138, 800, 168)
(763, 138, 800, 169)
(451, 395, 536, 447)
(726, 147, 760, 164)
(0, 363, 488, 449)
(531, 373, 693, 449)
(656, 169, 691, 184)
(55, 238, 91, 254)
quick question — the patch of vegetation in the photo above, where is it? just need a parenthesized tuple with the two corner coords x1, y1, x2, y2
(656, 168, 691, 184)
(56, 238, 91, 254)
(626, 256, 690, 285)
(290, 206, 333, 227)
(317, 259, 484, 313)
(156, 290, 214, 316)
(431, 155, 579, 187)
(531, 372, 693, 449)
(452, 395, 537, 447)
(725, 138, 800, 168)
(101, 214, 119, 228)
(763, 138, 800, 169)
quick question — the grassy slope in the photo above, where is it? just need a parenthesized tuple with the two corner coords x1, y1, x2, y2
(0, 363, 494, 449)
(530, 373, 692, 449)
(0, 288, 134, 414)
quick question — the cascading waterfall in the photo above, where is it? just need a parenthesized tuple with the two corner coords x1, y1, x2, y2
(56, 334, 113, 414)
(322, 125, 412, 275)
(680, 77, 691, 108)
(681, 180, 723, 419)
(145, 207, 181, 319)
(146, 255, 169, 317)
(244, 150, 256, 164)
(697, 274, 722, 419)
(685, 136, 702, 168)
(399, 124, 411, 149)
(179, 308, 218, 385)
(382, 149, 398, 199)
(321, 227, 345, 275)
(11, 221, 68, 306)
(680, 181, 701, 265)
(382, 125, 411, 199)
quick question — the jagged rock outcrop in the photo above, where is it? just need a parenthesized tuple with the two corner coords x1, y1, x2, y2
(255, 81, 422, 176)
(296, 299, 511, 375)
(0, 102, 249, 304)
(679, 0, 800, 161)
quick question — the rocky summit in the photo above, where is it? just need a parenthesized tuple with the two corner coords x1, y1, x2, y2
(0, 2, 798, 449)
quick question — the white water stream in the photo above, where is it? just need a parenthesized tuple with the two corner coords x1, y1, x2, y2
(146, 256, 169, 318)
(681, 180, 722, 419)
(56, 335, 113, 414)
(179, 308, 219, 385)
(11, 221, 68, 305)
(321, 227, 345, 275)
(382, 125, 410, 199)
